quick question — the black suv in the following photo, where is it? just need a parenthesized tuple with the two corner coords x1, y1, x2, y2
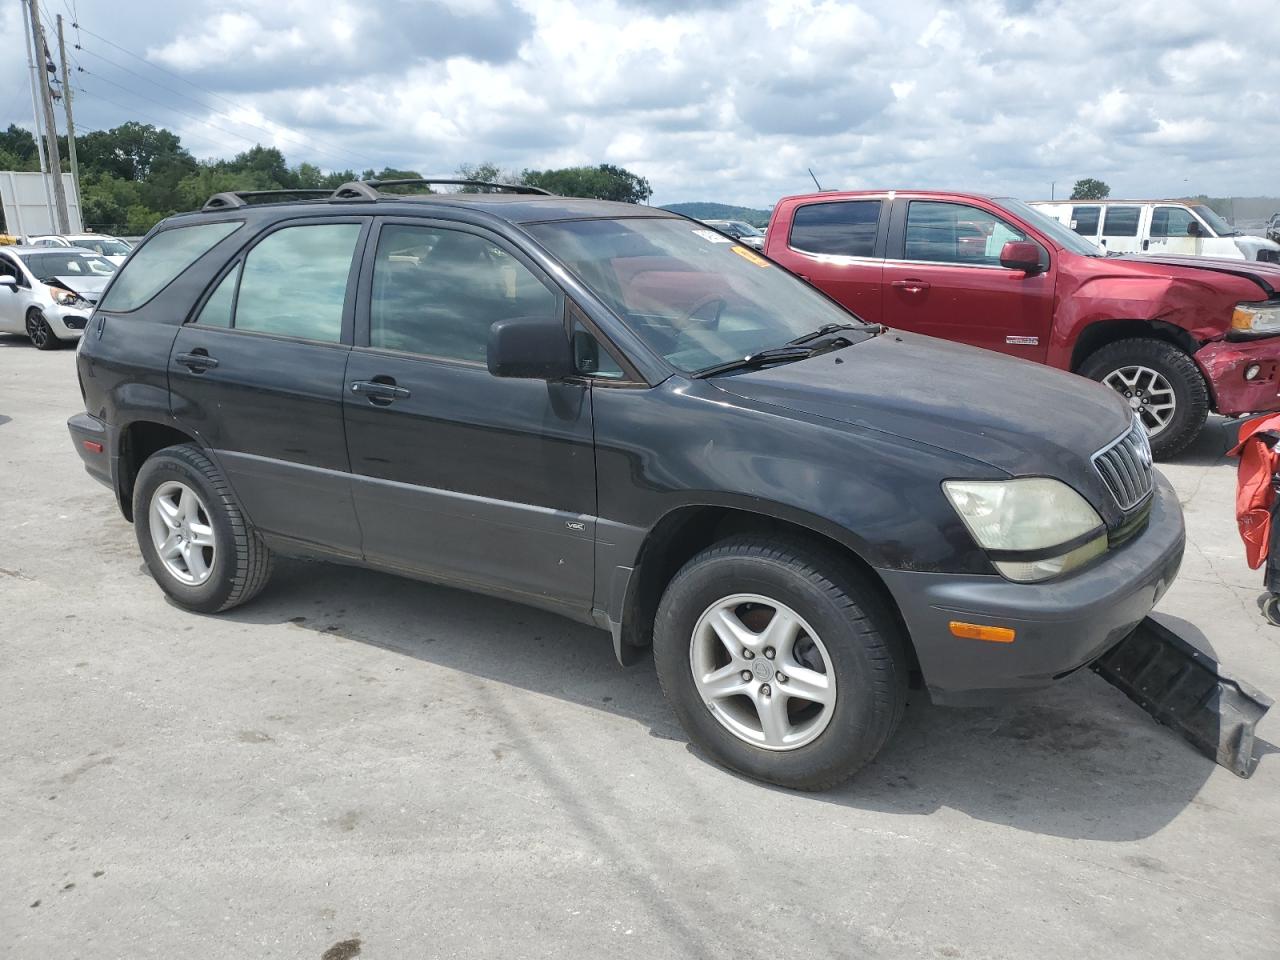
(68, 179, 1186, 788)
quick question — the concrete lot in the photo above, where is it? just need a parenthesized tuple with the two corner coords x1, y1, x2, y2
(1, 336, 1277, 960)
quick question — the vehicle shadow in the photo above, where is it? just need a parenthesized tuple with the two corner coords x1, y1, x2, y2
(1162, 413, 1244, 466)
(222, 558, 1235, 842)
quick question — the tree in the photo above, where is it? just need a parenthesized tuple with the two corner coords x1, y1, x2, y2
(455, 161, 518, 191)
(0, 125, 39, 170)
(77, 122, 194, 181)
(1070, 178, 1111, 201)
(521, 163, 652, 203)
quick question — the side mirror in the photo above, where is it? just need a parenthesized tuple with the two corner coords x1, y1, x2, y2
(0, 276, 16, 290)
(487, 316, 576, 380)
(1000, 240, 1043, 274)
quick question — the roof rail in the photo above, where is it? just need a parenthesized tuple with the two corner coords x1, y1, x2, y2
(202, 189, 333, 211)
(330, 178, 553, 201)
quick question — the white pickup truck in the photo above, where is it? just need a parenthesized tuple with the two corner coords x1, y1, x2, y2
(1030, 200, 1280, 262)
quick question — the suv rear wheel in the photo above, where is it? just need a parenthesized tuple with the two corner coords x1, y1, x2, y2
(1078, 337, 1208, 459)
(133, 444, 273, 613)
(653, 536, 907, 790)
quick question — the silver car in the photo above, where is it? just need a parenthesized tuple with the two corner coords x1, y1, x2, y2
(0, 246, 115, 349)
(27, 233, 134, 266)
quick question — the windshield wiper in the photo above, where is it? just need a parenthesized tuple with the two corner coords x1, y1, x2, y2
(787, 322, 871, 345)
(691, 346, 815, 379)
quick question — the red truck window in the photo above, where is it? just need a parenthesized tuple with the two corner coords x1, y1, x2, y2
(904, 201, 1027, 267)
(789, 200, 881, 257)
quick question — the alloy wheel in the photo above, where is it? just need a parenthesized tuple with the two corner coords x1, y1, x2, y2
(25, 313, 48, 349)
(689, 593, 836, 751)
(1102, 364, 1175, 436)
(149, 480, 217, 586)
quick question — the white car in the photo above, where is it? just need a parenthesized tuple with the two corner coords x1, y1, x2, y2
(1030, 200, 1280, 262)
(702, 219, 767, 250)
(27, 233, 133, 266)
(0, 246, 115, 349)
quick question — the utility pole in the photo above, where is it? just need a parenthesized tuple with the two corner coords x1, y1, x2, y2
(22, 0, 56, 231)
(56, 14, 82, 225)
(27, 0, 70, 233)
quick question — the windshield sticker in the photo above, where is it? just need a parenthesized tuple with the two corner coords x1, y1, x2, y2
(692, 229, 734, 244)
(730, 245, 770, 267)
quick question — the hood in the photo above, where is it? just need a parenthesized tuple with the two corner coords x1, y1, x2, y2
(709, 331, 1133, 477)
(1233, 236, 1280, 259)
(1116, 254, 1280, 297)
(47, 275, 111, 301)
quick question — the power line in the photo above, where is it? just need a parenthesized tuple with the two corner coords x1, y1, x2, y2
(72, 23, 379, 169)
(73, 43, 370, 170)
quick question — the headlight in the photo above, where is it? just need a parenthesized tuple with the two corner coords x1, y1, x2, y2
(49, 287, 86, 306)
(1232, 301, 1280, 336)
(943, 477, 1107, 582)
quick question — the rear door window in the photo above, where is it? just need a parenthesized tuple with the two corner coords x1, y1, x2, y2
(1070, 206, 1101, 236)
(233, 223, 362, 342)
(99, 220, 241, 312)
(789, 201, 881, 257)
(1101, 206, 1141, 237)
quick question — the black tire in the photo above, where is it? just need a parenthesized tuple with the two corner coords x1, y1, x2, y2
(1078, 338, 1208, 460)
(653, 535, 908, 790)
(133, 444, 273, 613)
(25, 309, 59, 351)
(1263, 595, 1280, 628)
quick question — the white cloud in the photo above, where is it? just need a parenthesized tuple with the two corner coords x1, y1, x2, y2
(2, 0, 1278, 206)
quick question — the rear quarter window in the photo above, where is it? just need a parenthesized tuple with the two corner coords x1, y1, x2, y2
(98, 220, 242, 312)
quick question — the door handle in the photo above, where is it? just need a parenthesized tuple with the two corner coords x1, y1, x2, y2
(175, 350, 219, 372)
(351, 379, 411, 404)
(891, 279, 930, 293)
(1142, 239, 1150, 251)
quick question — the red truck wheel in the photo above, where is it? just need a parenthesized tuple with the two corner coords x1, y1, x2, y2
(1079, 338, 1208, 460)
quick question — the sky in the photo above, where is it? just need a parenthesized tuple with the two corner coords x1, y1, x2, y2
(3, 0, 1277, 208)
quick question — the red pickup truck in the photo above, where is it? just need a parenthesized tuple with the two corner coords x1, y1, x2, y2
(764, 190, 1280, 457)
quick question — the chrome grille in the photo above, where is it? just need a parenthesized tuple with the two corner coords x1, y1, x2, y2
(1093, 419, 1155, 511)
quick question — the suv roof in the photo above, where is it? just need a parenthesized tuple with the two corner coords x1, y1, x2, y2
(183, 179, 673, 227)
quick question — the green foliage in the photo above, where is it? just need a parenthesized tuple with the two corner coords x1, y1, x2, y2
(1070, 178, 1111, 201)
(521, 163, 653, 203)
(661, 202, 771, 228)
(0, 122, 657, 235)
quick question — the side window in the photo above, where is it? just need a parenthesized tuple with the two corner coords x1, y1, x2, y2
(1102, 206, 1141, 237)
(99, 220, 241, 312)
(1151, 207, 1199, 239)
(0, 256, 19, 281)
(789, 201, 881, 256)
(1070, 206, 1101, 236)
(235, 223, 361, 342)
(572, 321, 625, 379)
(193, 266, 239, 327)
(368, 224, 558, 362)
(904, 201, 1027, 266)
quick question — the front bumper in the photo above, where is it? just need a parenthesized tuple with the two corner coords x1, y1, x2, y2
(1196, 336, 1280, 416)
(44, 303, 90, 339)
(878, 472, 1185, 705)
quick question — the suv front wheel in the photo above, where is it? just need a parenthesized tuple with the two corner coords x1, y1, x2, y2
(653, 536, 907, 790)
(133, 444, 273, 613)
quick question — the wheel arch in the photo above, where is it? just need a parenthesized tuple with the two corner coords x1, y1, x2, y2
(1069, 319, 1200, 373)
(115, 419, 200, 521)
(614, 503, 916, 676)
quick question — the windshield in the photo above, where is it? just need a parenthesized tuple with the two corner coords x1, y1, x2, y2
(74, 237, 132, 256)
(1190, 205, 1237, 237)
(528, 217, 860, 373)
(25, 251, 117, 279)
(996, 198, 1102, 255)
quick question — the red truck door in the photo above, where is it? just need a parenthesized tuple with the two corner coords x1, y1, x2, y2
(880, 198, 1055, 362)
(766, 197, 887, 323)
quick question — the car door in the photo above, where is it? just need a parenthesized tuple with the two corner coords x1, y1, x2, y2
(0, 252, 29, 332)
(1098, 204, 1143, 254)
(769, 198, 887, 322)
(168, 217, 368, 555)
(1146, 206, 1205, 256)
(342, 218, 597, 614)
(880, 198, 1054, 362)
